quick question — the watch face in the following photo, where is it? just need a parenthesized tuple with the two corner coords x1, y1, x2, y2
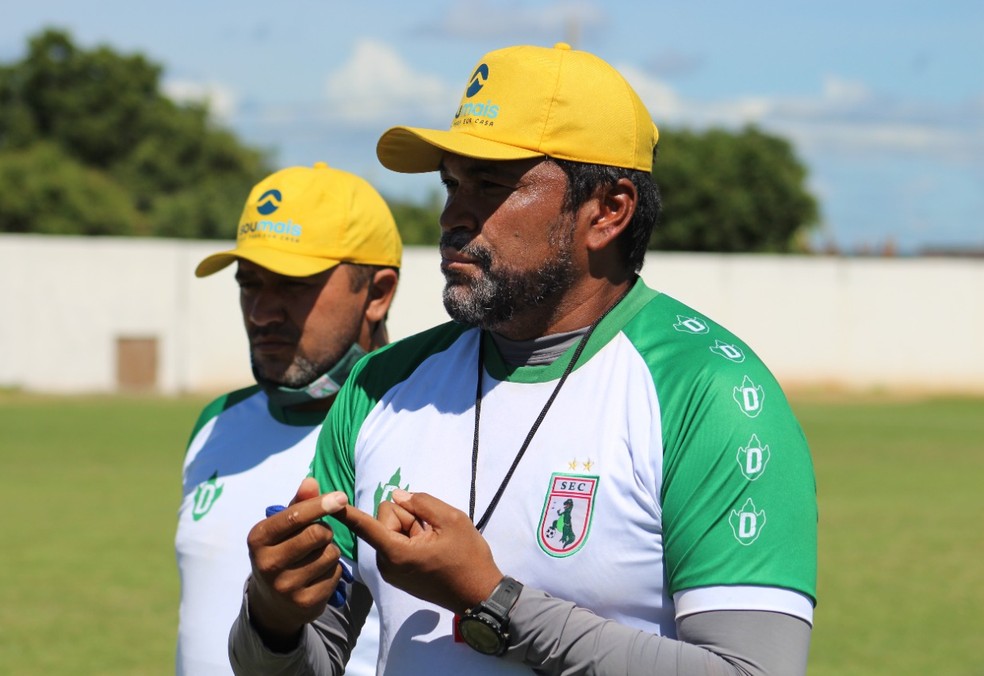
(459, 616, 502, 655)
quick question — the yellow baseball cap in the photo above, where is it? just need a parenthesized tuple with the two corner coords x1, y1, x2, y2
(377, 43, 659, 174)
(195, 162, 402, 278)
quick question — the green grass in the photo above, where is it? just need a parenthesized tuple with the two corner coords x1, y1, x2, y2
(796, 395, 984, 676)
(0, 392, 981, 675)
(0, 393, 208, 675)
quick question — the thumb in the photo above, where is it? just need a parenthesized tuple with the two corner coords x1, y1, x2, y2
(289, 477, 323, 506)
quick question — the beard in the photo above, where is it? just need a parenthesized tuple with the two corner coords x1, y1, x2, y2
(440, 225, 576, 330)
(252, 353, 324, 390)
(249, 324, 358, 391)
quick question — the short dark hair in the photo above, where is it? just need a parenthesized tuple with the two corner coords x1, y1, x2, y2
(550, 155, 661, 273)
(344, 264, 399, 293)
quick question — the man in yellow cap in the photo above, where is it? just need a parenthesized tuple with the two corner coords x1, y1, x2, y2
(230, 45, 817, 675)
(175, 162, 401, 675)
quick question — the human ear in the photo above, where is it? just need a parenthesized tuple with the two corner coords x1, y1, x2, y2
(585, 178, 636, 252)
(365, 268, 399, 324)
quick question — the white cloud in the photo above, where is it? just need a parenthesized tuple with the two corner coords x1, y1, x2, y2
(617, 64, 686, 121)
(324, 40, 456, 126)
(821, 75, 872, 106)
(161, 79, 238, 120)
(617, 66, 984, 166)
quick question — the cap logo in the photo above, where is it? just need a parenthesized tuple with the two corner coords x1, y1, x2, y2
(454, 63, 498, 127)
(465, 64, 489, 97)
(238, 219, 302, 239)
(257, 189, 282, 215)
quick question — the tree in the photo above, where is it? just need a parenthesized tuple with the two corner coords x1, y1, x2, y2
(0, 142, 141, 235)
(387, 190, 444, 245)
(651, 126, 818, 252)
(382, 127, 819, 253)
(0, 29, 270, 238)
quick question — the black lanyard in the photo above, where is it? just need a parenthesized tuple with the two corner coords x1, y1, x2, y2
(467, 289, 627, 531)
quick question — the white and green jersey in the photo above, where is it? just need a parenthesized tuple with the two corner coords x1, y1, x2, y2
(175, 387, 379, 676)
(314, 280, 817, 675)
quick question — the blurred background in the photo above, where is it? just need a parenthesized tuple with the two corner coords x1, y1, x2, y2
(1, 0, 982, 396)
(2, 0, 982, 254)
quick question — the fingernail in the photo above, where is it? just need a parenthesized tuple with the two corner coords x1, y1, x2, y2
(320, 491, 348, 513)
(265, 505, 286, 518)
(392, 489, 412, 501)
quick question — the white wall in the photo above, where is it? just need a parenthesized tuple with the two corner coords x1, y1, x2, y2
(636, 254, 984, 392)
(1, 234, 981, 395)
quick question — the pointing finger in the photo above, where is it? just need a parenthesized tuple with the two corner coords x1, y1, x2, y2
(253, 491, 349, 545)
(333, 502, 406, 552)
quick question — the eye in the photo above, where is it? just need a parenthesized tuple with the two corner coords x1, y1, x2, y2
(481, 179, 511, 191)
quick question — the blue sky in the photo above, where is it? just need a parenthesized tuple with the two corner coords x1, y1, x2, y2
(4, 0, 982, 253)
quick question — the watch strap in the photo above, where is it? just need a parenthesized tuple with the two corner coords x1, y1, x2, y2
(480, 576, 523, 622)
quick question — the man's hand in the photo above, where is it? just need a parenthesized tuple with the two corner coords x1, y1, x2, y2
(245, 477, 349, 650)
(335, 489, 504, 613)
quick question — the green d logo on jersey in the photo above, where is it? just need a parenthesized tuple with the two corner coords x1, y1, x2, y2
(673, 314, 709, 334)
(733, 375, 765, 418)
(729, 497, 766, 545)
(191, 471, 224, 521)
(737, 434, 771, 481)
(711, 339, 745, 363)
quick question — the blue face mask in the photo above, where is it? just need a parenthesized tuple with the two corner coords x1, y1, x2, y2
(259, 341, 368, 409)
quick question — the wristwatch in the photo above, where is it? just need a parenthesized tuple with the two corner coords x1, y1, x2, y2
(458, 576, 524, 656)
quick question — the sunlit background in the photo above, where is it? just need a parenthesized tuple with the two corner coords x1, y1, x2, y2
(4, 0, 982, 255)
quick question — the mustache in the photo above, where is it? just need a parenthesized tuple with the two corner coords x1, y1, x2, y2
(248, 325, 299, 342)
(440, 231, 493, 271)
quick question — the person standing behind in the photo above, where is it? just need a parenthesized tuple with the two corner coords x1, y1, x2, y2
(175, 162, 401, 675)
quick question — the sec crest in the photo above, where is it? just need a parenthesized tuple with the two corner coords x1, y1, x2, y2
(537, 473, 599, 557)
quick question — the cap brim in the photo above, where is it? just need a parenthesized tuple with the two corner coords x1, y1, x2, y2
(377, 126, 544, 173)
(194, 248, 341, 278)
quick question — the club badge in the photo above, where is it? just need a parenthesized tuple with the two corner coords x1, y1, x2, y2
(537, 473, 598, 557)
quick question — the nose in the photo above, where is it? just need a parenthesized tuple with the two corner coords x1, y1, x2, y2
(439, 190, 481, 234)
(244, 288, 285, 327)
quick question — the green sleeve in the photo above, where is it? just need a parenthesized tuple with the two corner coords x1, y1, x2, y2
(311, 362, 371, 561)
(623, 292, 817, 604)
(659, 346, 818, 603)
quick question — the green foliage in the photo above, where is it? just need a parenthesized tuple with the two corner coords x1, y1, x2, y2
(387, 189, 444, 245)
(377, 127, 819, 253)
(651, 126, 819, 252)
(0, 392, 980, 674)
(0, 29, 818, 251)
(0, 142, 142, 235)
(0, 29, 270, 238)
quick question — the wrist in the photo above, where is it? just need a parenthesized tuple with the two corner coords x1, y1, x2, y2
(458, 576, 524, 656)
(245, 581, 304, 653)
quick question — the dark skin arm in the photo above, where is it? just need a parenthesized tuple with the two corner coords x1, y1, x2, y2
(244, 478, 351, 651)
(333, 488, 504, 614)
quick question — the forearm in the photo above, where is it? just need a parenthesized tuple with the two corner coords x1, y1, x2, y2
(502, 587, 811, 676)
(228, 581, 372, 676)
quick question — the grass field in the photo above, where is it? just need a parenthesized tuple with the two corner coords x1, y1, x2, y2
(1, 392, 981, 675)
